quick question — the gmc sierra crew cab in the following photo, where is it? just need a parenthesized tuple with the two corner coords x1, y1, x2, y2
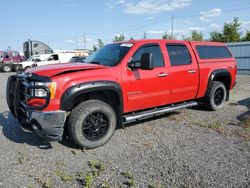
(6, 40, 237, 148)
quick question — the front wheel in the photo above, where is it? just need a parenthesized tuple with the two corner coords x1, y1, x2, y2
(2, 64, 12, 72)
(68, 100, 117, 149)
(205, 81, 226, 111)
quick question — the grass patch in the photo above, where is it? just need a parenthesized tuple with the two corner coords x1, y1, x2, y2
(101, 181, 111, 188)
(89, 160, 105, 177)
(17, 151, 30, 164)
(234, 115, 250, 141)
(167, 112, 181, 121)
(243, 117, 250, 130)
(61, 174, 74, 183)
(76, 160, 106, 188)
(148, 184, 164, 188)
(121, 171, 136, 188)
(54, 169, 73, 183)
(55, 162, 64, 167)
(76, 171, 84, 178)
(35, 177, 52, 188)
(84, 172, 93, 188)
(194, 121, 225, 134)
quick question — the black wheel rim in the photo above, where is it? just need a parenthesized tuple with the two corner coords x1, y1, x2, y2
(82, 112, 109, 141)
(214, 87, 224, 106)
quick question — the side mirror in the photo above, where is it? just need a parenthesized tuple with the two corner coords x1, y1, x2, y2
(128, 61, 138, 69)
(128, 53, 154, 70)
(140, 53, 153, 70)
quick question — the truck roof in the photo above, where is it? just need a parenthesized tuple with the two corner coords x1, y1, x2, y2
(115, 39, 234, 62)
(115, 39, 227, 46)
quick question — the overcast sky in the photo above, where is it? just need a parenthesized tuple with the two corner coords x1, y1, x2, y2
(0, 0, 250, 51)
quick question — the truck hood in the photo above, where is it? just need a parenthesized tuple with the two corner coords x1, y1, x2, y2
(30, 63, 105, 77)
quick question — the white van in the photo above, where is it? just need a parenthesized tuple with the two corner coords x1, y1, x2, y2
(33, 52, 75, 67)
(15, 54, 51, 71)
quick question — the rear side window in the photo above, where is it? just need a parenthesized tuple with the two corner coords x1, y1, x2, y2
(166, 44, 191, 66)
(196, 45, 232, 59)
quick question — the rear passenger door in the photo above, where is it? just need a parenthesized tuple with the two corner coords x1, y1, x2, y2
(165, 42, 199, 103)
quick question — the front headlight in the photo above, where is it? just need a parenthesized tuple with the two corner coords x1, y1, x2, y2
(33, 82, 57, 99)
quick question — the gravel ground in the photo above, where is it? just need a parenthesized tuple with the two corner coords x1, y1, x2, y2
(0, 73, 249, 188)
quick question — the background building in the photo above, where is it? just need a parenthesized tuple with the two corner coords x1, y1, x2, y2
(227, 42, 250, 75)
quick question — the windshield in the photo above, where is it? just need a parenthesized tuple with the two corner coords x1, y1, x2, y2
(85, 43, 133, 66)
(26, 56, 34, 61)
(70, 57, 79, 62)
(70, 56, 86, 63)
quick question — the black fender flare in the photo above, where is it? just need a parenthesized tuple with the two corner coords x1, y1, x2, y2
(207, 69, 231, 100)
(60, 80, 123, 110)
(60, 80, 124, 127)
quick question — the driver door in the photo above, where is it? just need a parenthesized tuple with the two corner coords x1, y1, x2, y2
(122, 43, 171, 113)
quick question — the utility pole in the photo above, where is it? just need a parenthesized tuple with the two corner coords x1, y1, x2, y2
(83, 33, 86, 50)
(171, 14, 174, 39)
(74, 32, 77, 49)
(144, 32, 147, 39)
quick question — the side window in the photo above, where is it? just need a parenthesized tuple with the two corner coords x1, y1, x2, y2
(132, 45, 164, 67)
(166, 44, 191, 66)
(196, 45, 232, 59)
(49, 54, 59, 61)
(53, 54, 59, 60)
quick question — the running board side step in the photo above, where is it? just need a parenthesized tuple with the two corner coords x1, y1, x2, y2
(123, 101, 198, 122)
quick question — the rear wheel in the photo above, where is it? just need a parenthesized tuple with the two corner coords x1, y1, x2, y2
(205, 81, 226, 111)
(68, 100, 117, 149)
(1, 64, 12, 72)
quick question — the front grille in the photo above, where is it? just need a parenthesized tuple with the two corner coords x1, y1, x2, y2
(6, 74, 51, 125)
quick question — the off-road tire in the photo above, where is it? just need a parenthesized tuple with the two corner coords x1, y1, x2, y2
(205, 81, 226, 111)
(68, 100, 117, 149)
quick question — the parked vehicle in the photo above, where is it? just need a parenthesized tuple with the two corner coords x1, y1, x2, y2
(23, 40, 53, 60)
(6, 40, 237, 149)
(69, 56, 86, 63)
(0, 50, 23, 63)
(0, 50, 24, 72)
(32, 52, 75, 67)
(14, 54, 51, 72)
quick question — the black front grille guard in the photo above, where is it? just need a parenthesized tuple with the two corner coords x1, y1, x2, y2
(7, 75, 51, 118)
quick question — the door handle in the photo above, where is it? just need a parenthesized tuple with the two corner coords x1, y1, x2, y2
(187, 69, 196, 74)
(157, 72, 168, 77)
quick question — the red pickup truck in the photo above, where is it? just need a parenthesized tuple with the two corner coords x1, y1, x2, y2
(6, 40, 237, 148)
